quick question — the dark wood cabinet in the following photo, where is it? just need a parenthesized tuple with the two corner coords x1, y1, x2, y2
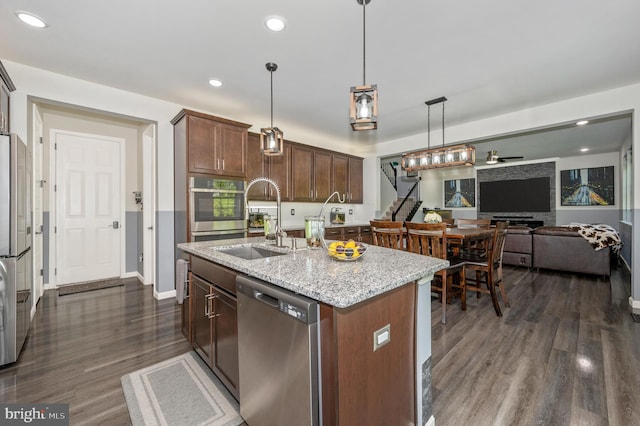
(172, 109, 250, 179)
(359, 226, 373, 244)
(266, 141, 292, 201)
(190, 256, 240, 400)
(314, 150, 333, 202)
(247, 132, 363, 204)
(247, 132, 291, 201)
(332, 154, 349, 201)
(348, 157, 364, 203)
(246, 132, 267, 199)
(325, 225, 371, 243)
(291, 144, 315, 202)
(332, 154, 363, 203)
(0, 60, 15, 134)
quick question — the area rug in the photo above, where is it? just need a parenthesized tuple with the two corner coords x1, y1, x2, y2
(121, 352, 244, 426)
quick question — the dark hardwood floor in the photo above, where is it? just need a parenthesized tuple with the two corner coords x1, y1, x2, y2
(0, 281, 191, 425)
(432, 264, 640, 426)
(1, 265, 638, 425)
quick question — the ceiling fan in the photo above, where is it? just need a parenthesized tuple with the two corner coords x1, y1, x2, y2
(486, 150, 524, 164)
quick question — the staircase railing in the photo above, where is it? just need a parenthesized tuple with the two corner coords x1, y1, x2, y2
(392, 177, 421, 222)
(381, 162, 398, 190)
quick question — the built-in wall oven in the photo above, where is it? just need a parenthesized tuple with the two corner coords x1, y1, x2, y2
(189, 177, 247, 242)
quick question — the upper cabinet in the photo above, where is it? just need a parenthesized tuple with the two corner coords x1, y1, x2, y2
(247, 132, 292, 201)
(247, 132, 363, 204)
(332, 154, 363, 203)
(0, 60, 16, 135)
(172, 109, 250, 178)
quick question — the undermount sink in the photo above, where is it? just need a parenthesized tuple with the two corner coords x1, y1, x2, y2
(218, 245, 287, 260)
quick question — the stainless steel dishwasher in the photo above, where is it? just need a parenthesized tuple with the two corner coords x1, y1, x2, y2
(236, 275, 320, 426)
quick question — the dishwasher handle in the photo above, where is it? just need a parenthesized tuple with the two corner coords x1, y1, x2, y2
(236, 275, 318, 325)
(255, 291, 279, 308)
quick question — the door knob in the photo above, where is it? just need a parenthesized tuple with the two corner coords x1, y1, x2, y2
(110, 221, 119, 229)
(147, 226, 153, 230)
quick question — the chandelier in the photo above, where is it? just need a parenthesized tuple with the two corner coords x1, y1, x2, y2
(401, 97, 475, 171)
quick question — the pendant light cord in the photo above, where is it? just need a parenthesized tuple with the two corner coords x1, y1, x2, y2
(270, 70, 274, 127)
(441, 100, 445, 148)
(427, 104, 431, 149)
(362, 0, 366, 85)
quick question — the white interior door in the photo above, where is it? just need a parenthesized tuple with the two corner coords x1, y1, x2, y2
(54, 131, 122, 285)
(32, 104, 44, 302)
(142, 124, 156, 286)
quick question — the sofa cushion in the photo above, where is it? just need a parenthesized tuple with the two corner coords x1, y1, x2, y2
(533, 226, 580, 237)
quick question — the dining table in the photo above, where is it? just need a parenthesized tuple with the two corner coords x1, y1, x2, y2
(444, 227, 494, 257)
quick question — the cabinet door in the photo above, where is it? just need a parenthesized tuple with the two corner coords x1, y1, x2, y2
(246, 133, 268, 200)
(343, 227, 360, 242)
(348, 157, 364, 204)
(291, 145, 314, 202)
(267, 141, 292, 201)
(359, 226, 373, 244)
(218, 123, 247, 178)
(191, 277, 213, 367)
(212, 287, 239, 399)
(314, 150, 332, 202)
(188, 115, 219, 174)
(332, 154, 349, 201)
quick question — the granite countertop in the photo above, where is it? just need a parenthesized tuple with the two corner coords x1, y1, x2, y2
(178, 237, 447, 308)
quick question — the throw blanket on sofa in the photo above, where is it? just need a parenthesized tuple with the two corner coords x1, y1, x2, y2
(577, 224, 622, 254)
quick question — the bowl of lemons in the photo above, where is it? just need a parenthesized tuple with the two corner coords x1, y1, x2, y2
(327, 240, 367, 261)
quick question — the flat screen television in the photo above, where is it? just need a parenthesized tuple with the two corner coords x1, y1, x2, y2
(479, 177, 550, 212)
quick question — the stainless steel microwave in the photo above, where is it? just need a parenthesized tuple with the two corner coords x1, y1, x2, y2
(189, 177, 246, 236)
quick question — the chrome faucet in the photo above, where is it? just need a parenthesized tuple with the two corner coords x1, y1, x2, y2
(245, 177, 285, 247)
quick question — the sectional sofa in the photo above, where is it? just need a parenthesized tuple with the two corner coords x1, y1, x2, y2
(503, 225, 612, 277)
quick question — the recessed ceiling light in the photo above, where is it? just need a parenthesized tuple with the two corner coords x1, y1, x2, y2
(265, 16, 286, 32)
(580, 148, 589, 152)
(208, 79, 223, 87)
(576, 120, 589, 126)
(16, 11, 47, 28)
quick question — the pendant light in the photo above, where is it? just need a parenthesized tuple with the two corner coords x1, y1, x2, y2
(401, 97, 476, 170)
(260, 62, 284, 156)
(349, 0, 378, 131)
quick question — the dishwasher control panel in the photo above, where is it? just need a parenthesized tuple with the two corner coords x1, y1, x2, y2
(280, 302, 308, 322)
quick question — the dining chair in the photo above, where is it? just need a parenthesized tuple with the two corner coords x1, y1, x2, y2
(463, 221, 510, 317)
(369, 220, 405, 250)
(455, 218, 492, 258)
(405, 222, 466, 324)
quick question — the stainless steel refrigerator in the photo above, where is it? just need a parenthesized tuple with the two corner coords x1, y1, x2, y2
(0, 133, 32, 366)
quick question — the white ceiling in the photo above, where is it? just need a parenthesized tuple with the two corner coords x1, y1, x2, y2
(0, 0, 638, 156)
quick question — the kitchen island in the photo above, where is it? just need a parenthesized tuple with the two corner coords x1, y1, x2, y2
(178, 236, 446, 426)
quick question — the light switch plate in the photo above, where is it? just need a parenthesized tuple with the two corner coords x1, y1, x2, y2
(373, 324, 391, 351)
(349, 209, 353, 215)
(290, 209, 295, 215)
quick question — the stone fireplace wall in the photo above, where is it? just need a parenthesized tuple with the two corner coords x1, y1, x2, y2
(477, 161, 556, 226)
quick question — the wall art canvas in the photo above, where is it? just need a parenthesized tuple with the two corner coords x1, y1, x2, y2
(444, 178, 475, 208)
(560, 166, 614, 206)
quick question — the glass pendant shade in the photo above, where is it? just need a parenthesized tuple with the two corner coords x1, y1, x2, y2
(260, 62, 284, 156)
(350, 84, 378, 130)
(260, 127, 284, 156)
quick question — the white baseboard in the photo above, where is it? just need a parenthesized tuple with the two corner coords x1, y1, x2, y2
(629, 297, 640, 310)
(425, 415, 435, 426)
(122, 271, 137, 279)
(155, 288, 176, 300)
